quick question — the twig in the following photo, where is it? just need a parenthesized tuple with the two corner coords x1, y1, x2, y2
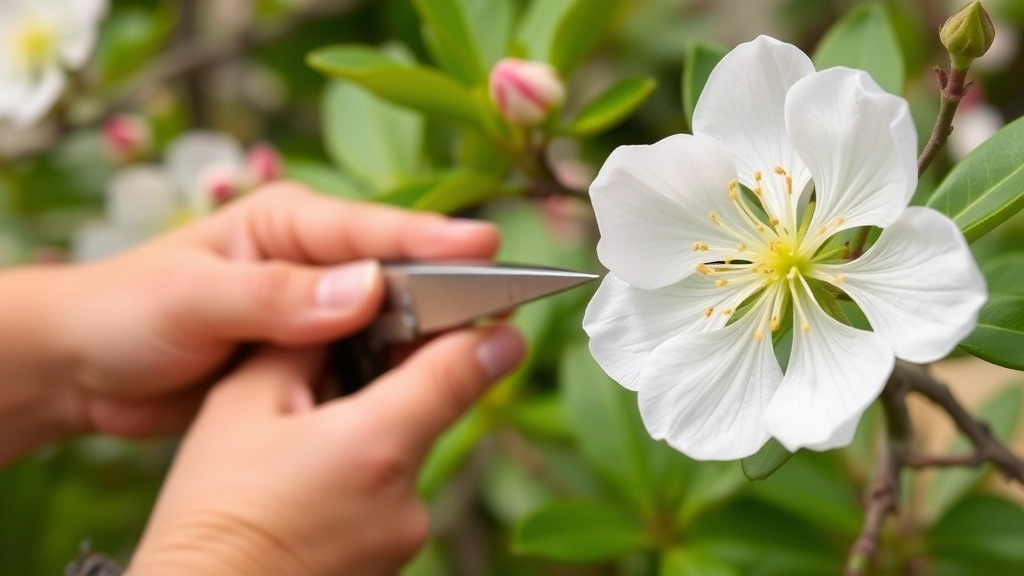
(904, 365, 1024, 484)
(175, 0, 207, 127)
(845, 371, 911, 576)
(904, 452, 984, 468)
(917, 66, 971, 177)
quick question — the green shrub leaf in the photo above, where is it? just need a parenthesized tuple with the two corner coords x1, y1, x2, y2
(813, 3, 905, 94)
(513, 499, 649, 562)
(565, 76, 656, 137)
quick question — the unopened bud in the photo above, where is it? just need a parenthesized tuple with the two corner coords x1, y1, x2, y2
(102, 114, 152, 163)
(940, 1, 996, 70)
(199, 164, 242, 206)
(244, 143, 282, 185)
(489, 58, 565, 127)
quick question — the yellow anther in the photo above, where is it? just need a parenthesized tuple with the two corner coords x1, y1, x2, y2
(724, 257, 733, 265)
(721, 308, 734, 316)
(834, 216, 846, 226)
(753, 186, 764, 197)
(729, 180, 739, 192)
(816, 226, 828, 236)
(692, 241, 709, 251)
(769, 240, 781, 252)
(834, 274, 846, 284)
(754, 170, 762, 181)
(770, 315, 780, 331)
(737, 243, 746, 252)
(716, 278, 729, 287)
(801, 321, 811, 332)
(785, 175, 793, 195)
(756, 225, 765, 232)
(774, 166, 787, 176)
(753, 330, 763, 342)
(709, 212, 720, 224)
(696, 263, 713, 275)
(704, 307, 714, 318)
(768, 216, 779, 227)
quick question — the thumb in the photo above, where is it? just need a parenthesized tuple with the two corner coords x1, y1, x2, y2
(203, 346, 325, 419)
(173, 258, 384, 344)
(348, 326, 525, 460)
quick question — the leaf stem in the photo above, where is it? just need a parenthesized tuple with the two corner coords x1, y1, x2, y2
(918, 66, 972, 178)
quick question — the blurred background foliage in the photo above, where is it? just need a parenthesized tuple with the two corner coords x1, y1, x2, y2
(1, 0, 1024, 574)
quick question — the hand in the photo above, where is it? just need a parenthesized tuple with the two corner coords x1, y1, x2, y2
(50, 182, 499, 440)
(127, 327, 525, 576)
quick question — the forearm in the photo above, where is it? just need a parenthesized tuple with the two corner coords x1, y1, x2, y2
(0, 266, 82, 464)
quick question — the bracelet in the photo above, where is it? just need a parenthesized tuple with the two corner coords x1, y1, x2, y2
(64, 541, 123, 576)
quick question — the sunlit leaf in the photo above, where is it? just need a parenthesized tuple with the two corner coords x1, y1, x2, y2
(565, 76, 656, 137)
(515, 0, 573, 62)
(418, 407, 492, 498)
(308, 45, 485, 129)
(660, 547, 739, 576)
(927, 116, 1024, 243)
(284, 159, 368, 198)
(929, 495, 1024, 575)
(549, 0, 621, 75)
(813, 3, 905, 94)
(959, 296, 1024, 370)
(513, 499, 650, 562)
(412, 170, 509, 213)
(411, 0, 486, 84)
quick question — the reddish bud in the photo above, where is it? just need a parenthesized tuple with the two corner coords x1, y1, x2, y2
(102, 114, 151, 163)
(199, 164, 241, 206)
(244, 143, 282, 185)
(489, 58, 565, 127)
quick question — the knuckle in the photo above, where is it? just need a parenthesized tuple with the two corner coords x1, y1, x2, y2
(357, 445, 414, 489)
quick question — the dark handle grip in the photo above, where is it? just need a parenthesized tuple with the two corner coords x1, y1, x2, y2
(328, 331, 389, 395)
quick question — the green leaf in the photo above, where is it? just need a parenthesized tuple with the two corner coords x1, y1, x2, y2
(744, 451, 863, 536)
(481, 454, 553, 524)
(412, 170, 509, 213)
(565, 77, 657, 137)
(561, 342, 657, 513)
(508, 393, 575, 442)
(682, 41, 727, 129)
(549, 0, 621, 75)
(513, 499, 649, 562)
(283, 159, 369, 199)
(660, 547, 739, 576)
(455, 129, 509, 175)
(322, 80, 423, 191)
(929, 495, 1024, 575)
(460, 0, 516, 67)
(401, 543, 453, 576)
(516, 0, 574, 63)
(981, 253, 1024, 294)
(689, 499, 844, 576)
(927, 116, 1024, 243)
(308, 45, 485, 129)
(676, 461, 747, 526)
(928, 385, 1023, 520)
(812, 3, 905, 94)
(741, 438, 794, 480)
(959, 295, 1024, 370)
(411, 0, 486, 84)
(418, 407, 491, 498)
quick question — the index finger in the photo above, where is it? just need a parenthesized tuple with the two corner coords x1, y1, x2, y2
(200, 182, 501, 264)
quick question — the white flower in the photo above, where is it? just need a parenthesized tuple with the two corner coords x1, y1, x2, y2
(583, 36, 987, 460)
(167, 131, 280, 212)
(0, 0, 108, 127)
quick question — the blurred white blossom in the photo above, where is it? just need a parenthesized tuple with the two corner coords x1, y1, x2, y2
(583, 37, 986, 460)
(0, 0, 108, 127)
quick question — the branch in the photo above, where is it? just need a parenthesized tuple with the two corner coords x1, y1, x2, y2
(845, 371, 911, 576)
(917, 66, 971, 177)
(904, 365, 1024, 484)
(905, 452, 984, 469)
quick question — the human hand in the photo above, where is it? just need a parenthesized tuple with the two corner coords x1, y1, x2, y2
(127, 326, 524, 576)
(52, 182, 500, 439)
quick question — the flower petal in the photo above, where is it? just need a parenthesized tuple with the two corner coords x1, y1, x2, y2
(72, 222, 146, 262)
(166, 131, 245, 212)
(591, 133, 748, 290)
(819, 207, 986, 363)
(785, 68, 917, 239)
(6, 66, 65, 128)
(764, 291, 894, 452)
(584, 272, 763, 390)
(637, 293, 782, 460)
(692, 36, 814, 231)
(106, 165, 179, 231)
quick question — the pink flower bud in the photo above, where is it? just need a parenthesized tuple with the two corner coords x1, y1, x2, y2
(244, 143, 282, 185)
(489, 58, 565, 127)
(102, 114, 151, 163)
(199, 164, 242, 206)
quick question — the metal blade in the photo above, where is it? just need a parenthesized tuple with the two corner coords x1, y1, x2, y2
(382, 262, 598, 336)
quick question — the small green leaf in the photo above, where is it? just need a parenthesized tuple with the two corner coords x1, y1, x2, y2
(412, 170, 509, 213)
(308, 45, 485, 129)
(283, 159, 368, 199)
(322, 80, 424, 191)
(565, 77, 656, 137)
(460, 0, 516, 67)
(411, 0, 486, 84)
(660, 547, 739, 576)
(959, 295, 1024, 370)
(928, 385, 1023, 520)
(682, 41, 728, 129)
(513, 499, 649, 562)
(929, 495, 1024, 575)
(515, 0, 573, 62)
(677, 461, 747, 526)
(741, 438, 794, 480)
(480, 454, 553, 524)
(417, 407, 491, 498)
(549, 0, 621, 75)
(927, 116, 1024, 243)
(455, 129, 509, 174)
(813, 3, 905, 94)
(508, 393, 575, 442)
(981, 253, 1024, 294)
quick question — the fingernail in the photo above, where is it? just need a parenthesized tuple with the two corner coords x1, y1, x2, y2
(475, 327, 526, 381)
(316, 260, 379, 308)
